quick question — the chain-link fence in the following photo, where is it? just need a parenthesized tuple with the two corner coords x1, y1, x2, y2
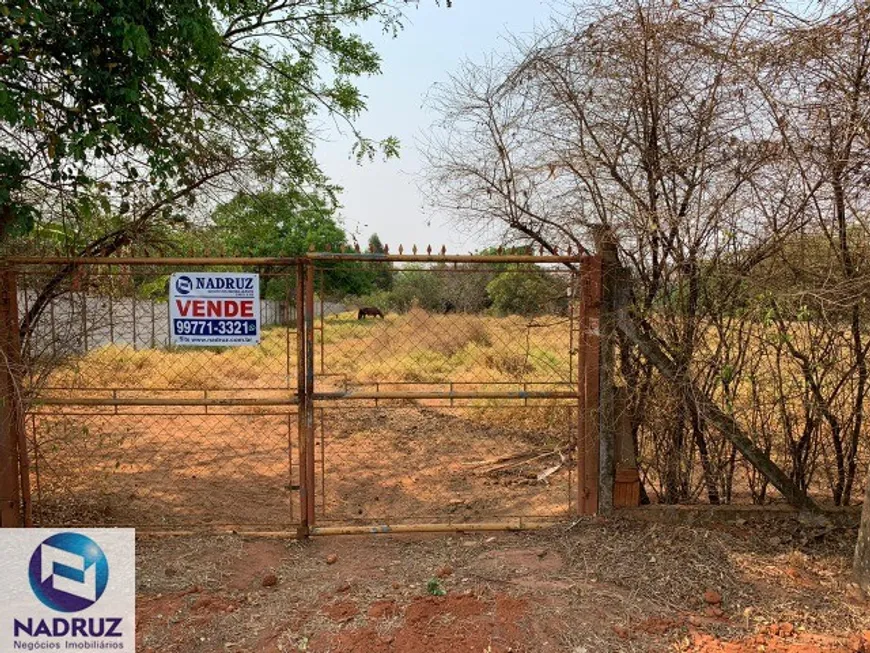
(306, 255, 583, 527)
(15, 260, 302, 530)
(5, 252, 591, 532)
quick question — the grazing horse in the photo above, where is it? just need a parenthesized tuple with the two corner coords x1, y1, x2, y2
(358, 307, 385, 320)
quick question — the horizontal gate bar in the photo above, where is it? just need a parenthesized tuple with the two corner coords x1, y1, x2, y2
(31, 396, 300, 407)
(308, 253, 578, 264)
(310, 521, 556, 536)
(312, 390, 579, 401)
(7, 256, 302, 266)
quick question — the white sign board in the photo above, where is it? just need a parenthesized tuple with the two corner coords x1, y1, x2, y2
(0, 528, 136, 651)
(169, 272, 261, 346)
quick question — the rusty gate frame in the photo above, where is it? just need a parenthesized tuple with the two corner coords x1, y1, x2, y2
(1, 251, 609, 534)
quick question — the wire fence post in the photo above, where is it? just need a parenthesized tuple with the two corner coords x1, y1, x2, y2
(0, 264, 27, 527)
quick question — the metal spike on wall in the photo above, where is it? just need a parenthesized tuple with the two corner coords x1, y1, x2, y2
(383, 243, 389, 254)
(440, 245, 446, 255)
(340, 243, 346, 253)
(539, 244, 545, 256)
(497, 246, 504, 255)
(567, 244, 573, 256)
(412, 245, 418, 255)
(308, 243, 316, 252)
(354, 242, 361, 253)
(398, 244, 404, 255)
(426, 245, 432, 255)
(324, 243, 332, 252)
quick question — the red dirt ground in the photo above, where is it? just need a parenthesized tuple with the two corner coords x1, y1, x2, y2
(135, 518, 870, 653)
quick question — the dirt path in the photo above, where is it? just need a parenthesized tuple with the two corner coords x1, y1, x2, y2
(136, 518, 870, 652)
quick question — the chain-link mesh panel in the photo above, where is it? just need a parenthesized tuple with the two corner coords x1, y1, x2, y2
(19, 264, 299, 394)
(28, 409, 299, 528)
(18, 261, 301, 530)
(313, 400, 576, 524)
(314, 263, 578, 394)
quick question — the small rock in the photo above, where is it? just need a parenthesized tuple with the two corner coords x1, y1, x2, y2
(778, 622, 794, 637)
(768, 623, 780, 636)
(436, 565, 453, 579)
(261, 574, 278, 588)
(392, 582, 400, 590)
(767, 536, 782, 547)
(326, 554, 338, 565)
(703, 589, 722, 605)
(164, 567, 177, 577)
(704, 606, 724, 618)
(537, 549, 548, 559)
(335, 582, 351, 593)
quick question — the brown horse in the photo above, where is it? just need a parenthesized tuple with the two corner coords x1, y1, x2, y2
(358, 307, 385, 319)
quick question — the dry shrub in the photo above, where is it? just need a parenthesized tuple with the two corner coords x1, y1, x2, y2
(484, 352, 533, 376)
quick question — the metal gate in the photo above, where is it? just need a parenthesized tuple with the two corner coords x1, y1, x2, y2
(2, 250, 604, 534)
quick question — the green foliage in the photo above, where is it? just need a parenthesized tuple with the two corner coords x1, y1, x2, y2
(486, 267, 568, 317)
(426, 578, 446, 596)
(367, 233, 394, 291)
(0, 0, 407, 245)
(213, 190, 345, 257)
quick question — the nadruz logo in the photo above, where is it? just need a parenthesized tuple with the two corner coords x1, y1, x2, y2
(14, 533, 124, 641)
(175, 275, 193, 295)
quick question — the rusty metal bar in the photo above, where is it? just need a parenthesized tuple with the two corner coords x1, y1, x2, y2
(312, 390, 578, 401)
(131, 296, 137, 350)
(287, 412, 294, 523)
(309, 521, 555, 536)
(296, 261, 309, 537)
(108, 289, 114, 343)
(307, 253, 578, 264)
(8, 254, 578, 265)
(7, 256, 303, 266)
(1, 266, 31, 526)
(577, 260, 589, 516)
(32, 396, 299, 407)
(304, 259, 316, 528)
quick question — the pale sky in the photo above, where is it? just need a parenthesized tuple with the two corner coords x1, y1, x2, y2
(315, 1, 553, 254)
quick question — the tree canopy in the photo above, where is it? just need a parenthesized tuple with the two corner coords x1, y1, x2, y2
(1, 0, 410, 250)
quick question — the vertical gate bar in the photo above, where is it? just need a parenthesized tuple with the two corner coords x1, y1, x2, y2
(585, 256, 602, 515)
(576, 260, 588, 516)
(285, 273, 292, 390)
(296, 261, 308, 537)
(31, 413, 41, 524)
(304, 260, 316, 526)
(320, 408, 325, 516)
(132, 295, 137, 350)
(287, 411, 293, 523)
(319, 270, 325, 375)
(0, 265, 29, 526)
(151, 299, 156, 348)
(81, 288, 89, 352)
(108, 278, 114, 343)
(0, 265, 22, 526)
